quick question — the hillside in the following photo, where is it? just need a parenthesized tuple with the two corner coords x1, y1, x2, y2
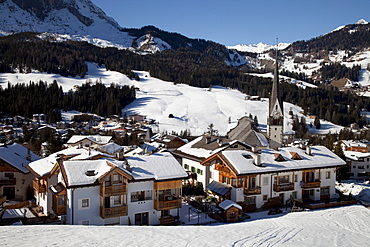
(0, 62, 344, 136)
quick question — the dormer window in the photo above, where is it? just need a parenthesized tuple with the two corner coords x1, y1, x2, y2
(274, 153, 285, 162)
(86, 170, 97, 176)
(290, 152, 302, 160)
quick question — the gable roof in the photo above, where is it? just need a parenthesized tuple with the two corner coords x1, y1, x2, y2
(227, 116, 269, 147)
(0, 143, 40, 174)
(66, 135, 112, 145)
(210, 146, 346, 176)
(173, 135, 251, 161)
(27, 146, 112, 177)
(125, 151, 188, 181)
(219, 199, 242, 210)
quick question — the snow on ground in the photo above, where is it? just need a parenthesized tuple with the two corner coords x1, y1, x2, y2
(0, 63, 343, 135)
(336, 181, 370, 206)
(1, 205, 369, 246)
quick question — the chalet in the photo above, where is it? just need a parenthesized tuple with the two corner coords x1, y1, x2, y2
(0, 143, 40, 201)
(28, 151, 188, 226)
(341, 140, 369, 153)
(128, 114, 146, 123)
(201, 146, 346, 211)
(26, 146, 113, 216)
(151, 134, 188, 151)
(172, 135, 252, 188)
(65, 135, 112, 148)
(344, 151, 370, 180)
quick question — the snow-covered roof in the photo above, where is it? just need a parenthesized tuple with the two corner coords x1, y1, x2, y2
(66, 135, 112, 145)
(344, 151, 370, 161)
(27, 146, 110, 177)
(219, 146, 346, 175)
(61, 160, 114, 187)
(219, 199, 242, 211)
(97, 142, 124, 155)
(126, 152, 188, 181)
(175, 135, 250, 161)
(0, 143, 40, 173)
(342, 140, 368, 148)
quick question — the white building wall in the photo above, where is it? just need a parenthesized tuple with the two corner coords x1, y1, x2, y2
(66, 186, 103, 225)
(127, 180, 158, 225)
(182, 158, 208, 187)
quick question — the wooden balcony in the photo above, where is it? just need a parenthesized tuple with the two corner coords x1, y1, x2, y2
(244, 187, 261, 195)
(273, 183, 295, 192)
(33, 180, 47, 193)
(301, 180, 321, 189)
(154, 198, 182, 211)
(0, 178, 16, 185)
(100, 184, 127, 196)
(100, 205, 127, 219)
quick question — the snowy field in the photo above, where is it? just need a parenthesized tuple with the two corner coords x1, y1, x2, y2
(1, 205, 369, 247)
(0, 63, 343, 136)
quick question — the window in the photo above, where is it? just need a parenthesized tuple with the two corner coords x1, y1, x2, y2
(113, 195, 122, 205)
(326, 171, 331, 179)
(320, 187, 330, 196)
(184, 164, 189, 170)
(263, 195, 268, 201)
(113, 174, 122, 184)
(229, 212, 236, 219)
(58, 195, 65, 206)
(292, 191, 297, 199)
(191, 166, 195, 173)
(82, 199, 89, 208)
(238, 178, 244, 187)
(294, 174, 298, 183)
(245, 196, 256, 205)
(358, 166, 365, 169)
(353, 166, 356, 169)
(262, 177, 269, 186)
(278, 175, 289, 184)
(4, 173, 14, 179)
(131, 191, 147, 202)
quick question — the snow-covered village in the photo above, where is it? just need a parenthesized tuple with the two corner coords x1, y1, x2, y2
(2, 0, 370, 246)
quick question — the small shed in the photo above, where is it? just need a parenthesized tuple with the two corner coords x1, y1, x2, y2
(218, 200, 242, 223)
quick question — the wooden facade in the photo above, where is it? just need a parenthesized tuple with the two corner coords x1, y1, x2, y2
(33, 178, 47, 193)
(52, 190, 67, 215)
(154, 180, 182, 211)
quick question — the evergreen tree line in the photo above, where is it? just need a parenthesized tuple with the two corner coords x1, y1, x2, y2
(0, 80, 136, 122)
(290, 23, 370, 54)
(0, 33, 369, 127)
(320, 63, 361, 82)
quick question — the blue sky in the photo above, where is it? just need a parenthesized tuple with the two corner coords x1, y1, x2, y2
(92, 0, 370, 46)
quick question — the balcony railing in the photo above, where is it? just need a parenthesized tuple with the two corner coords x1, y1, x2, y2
(100, 184, 127, 196)
(100, 205, 127, 218)
(301, 180, 321, 189)
(33, 180, 47, 193)
(273, 183, 295, 192)
(154, 198, 182, 211)
(244, 186, 261, 195)
(0, 178, 16, 185)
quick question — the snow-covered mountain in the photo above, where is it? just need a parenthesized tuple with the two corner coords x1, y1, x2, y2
(228, 42, 290, 54)
(0, 0, 136, 48)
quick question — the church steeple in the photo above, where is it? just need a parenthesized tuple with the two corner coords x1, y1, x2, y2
(267, 42, 284, 148)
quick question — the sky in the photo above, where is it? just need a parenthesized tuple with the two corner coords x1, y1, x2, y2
(91, 0, 370, 46)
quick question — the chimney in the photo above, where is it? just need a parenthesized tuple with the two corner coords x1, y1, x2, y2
(26, 148, 31, 161)
(252, 146, 259, 153)
(206, 136, 212, 144)
(306, 146, 312, 155)
(122, 159, 131, 172)
(254, 154, 262, 166)
(116, 151, 124, 161)
(217, 138, 223, 146)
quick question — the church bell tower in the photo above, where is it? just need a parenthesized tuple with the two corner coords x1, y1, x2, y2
(267, 44, 284, 148)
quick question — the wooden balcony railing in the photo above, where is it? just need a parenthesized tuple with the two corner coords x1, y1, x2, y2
(0, 178, 16, 185)
(273, 183, 295, 192)
(244, 186, 261, 195)
(301, 180, 321, 189)
(100, 184, 127, 196)
(33, 180, 47, 193)
(100, 205, 127, 218)
(154, 198, 182, 211)
(159, 215, 175, 225)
